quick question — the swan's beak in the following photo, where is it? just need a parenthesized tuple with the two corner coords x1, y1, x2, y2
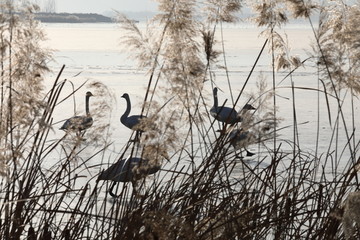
(243, 104, 256, 110)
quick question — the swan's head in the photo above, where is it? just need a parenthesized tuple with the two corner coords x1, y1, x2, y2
(243, 103, 256, 110)
(121, 93, 130, 100)
(86, 91, 93, 97)
(213, 87, 218, 95)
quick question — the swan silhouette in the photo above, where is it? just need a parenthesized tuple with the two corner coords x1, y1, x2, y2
(210, 87, 255, 124)
(98, 156, 160, 197)
(229, 129, 255, 156)
(98, 157, 160, 182)
(120, 93, 147, 131)
(60, 91, 93, 135)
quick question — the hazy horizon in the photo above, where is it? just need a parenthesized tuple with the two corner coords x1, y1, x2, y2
(40, 0, 158, 15)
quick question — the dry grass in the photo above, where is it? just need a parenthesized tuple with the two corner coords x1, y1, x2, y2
(1, 0, 360, 239)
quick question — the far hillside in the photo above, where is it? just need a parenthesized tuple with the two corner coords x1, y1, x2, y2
(35, 12, 115, 23)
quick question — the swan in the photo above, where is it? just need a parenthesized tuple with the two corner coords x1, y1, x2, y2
(98, 156, 160, 183)
(120, 93, 147, 131)
(229, 129, 255, 156)
(210, 87, 255, 124)
(60, 91, 93, 134)
(98, 156, 160, 197)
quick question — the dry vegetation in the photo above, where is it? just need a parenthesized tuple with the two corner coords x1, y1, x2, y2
(1, 0, 360, 239)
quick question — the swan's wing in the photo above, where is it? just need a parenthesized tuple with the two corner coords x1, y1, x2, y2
(98, 159, 132, 182)
(211, 106, 239, 123)
(60, 116, 93, 131)
(79, 116, 93, 130)
(98, 157, 160, 183)
(125, 115, 146, 130)
(60, 116, 83, 130)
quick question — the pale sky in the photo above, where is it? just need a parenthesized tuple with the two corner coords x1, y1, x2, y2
(53, 0, 158, 14)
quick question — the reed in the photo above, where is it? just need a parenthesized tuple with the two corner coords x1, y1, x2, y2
(1, 0, 360, 239)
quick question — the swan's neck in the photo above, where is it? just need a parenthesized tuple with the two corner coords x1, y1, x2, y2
(121, 95, 131, 122)
(86, 95, 91, 116)
(213, 90, 218, 109)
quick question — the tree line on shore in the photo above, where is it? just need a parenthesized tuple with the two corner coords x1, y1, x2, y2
(34, 12, 114, 23)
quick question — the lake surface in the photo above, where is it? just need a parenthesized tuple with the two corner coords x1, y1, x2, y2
(40, 22, 359, 185)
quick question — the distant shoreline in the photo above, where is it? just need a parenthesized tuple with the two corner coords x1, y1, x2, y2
(35, 12, 128, 23)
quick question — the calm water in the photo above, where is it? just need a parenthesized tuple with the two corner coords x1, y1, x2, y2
(41, 22, 359, 184)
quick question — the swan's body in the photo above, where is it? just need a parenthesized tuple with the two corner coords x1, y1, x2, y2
(120, 93, 146, 131)
(229, 129, 255, 156)
(60, 116, 93, 131)
(60, 91, 93, 133)
(210, 88, 256, 124)
(210, 87, 241, 124)
(229, 129, 250, 148)
(98, 157, 160, 183)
